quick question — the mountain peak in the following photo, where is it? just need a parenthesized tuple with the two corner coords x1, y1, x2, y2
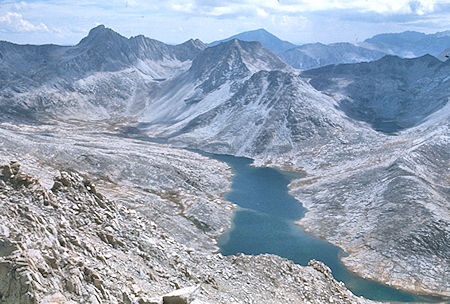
(78, 25, 126, 46)
(247, 28, 271, 34)
(86, 24, 119, 38)
(209, 28, 297, 54)
(189, 38, 288, 87)
(90, 24, 106, 32)
(180, 38, 207, 50)
(216, 38, 270, 55)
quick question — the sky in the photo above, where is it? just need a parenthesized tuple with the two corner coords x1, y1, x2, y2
(0, 0, 449, 45)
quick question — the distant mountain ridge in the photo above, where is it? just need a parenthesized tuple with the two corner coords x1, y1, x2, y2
(279, 42, 386, 70)
(1, 25, 448, 135)
(0, 25, 207, 89)
(0, 25, 208, 121)
(360, 30, 450, 57)
(301, 54, 449, 133)
(210, 28, 450, 70)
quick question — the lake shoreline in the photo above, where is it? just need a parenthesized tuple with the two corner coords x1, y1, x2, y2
(209, 152, 446, 303)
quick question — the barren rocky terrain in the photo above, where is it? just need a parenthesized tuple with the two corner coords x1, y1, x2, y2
(0, 122, 376, 304)
(0, 25, 448, 303)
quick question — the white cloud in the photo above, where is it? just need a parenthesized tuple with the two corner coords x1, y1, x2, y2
(256, 7, 269, 18)
(173, 0, 443, 16)
(0, 0, 448, 45)
(0, 12, 49, 32)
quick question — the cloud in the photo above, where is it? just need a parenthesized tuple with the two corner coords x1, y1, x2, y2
(0, 12, 49, 32)
(167, 0, 446, 17)
(0, 0, 448, 45)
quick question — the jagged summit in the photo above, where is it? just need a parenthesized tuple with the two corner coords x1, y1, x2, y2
(181, 38, 290, 96)
(137, 38, 293, 126)
(191, 39, 288, 78)
(180, 38, 206, 48)
(0, 25, 207, 91)
(85, 24, 111, 37)
(90, 24, 106, 31)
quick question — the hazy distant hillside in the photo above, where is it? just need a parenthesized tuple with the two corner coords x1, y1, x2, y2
(360, 30, 450, 57)
(279, 42, 386, 70)
(209, 28, 450, 70)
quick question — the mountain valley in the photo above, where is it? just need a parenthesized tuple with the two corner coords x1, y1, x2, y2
(0, 25, 449, 303)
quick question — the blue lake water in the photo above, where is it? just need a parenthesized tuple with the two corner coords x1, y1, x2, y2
(208, 153, 442, 303)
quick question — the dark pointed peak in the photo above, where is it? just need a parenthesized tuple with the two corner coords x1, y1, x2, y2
(209, 28, 297, 54)
(88, 25, 120, 37)
(78, 25, 126, 46)
(89, 24, 106, 33)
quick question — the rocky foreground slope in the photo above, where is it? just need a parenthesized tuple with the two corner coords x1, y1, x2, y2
(0, 123, 374, 304)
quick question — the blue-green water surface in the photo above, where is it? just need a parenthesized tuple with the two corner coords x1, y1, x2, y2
(208, 153, 443, 303)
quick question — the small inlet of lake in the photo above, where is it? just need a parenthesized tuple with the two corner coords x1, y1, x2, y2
(208, 153, 442, 303)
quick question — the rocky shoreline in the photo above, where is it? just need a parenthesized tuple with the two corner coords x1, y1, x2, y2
(286, 126, 449, 299)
